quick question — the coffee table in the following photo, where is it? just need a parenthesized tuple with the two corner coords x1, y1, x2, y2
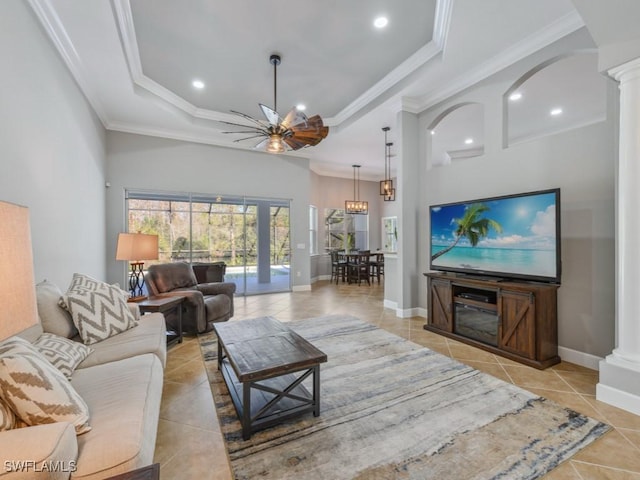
(213, 317, 327, 440)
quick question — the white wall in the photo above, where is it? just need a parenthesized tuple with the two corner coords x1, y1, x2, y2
(105, 132, 312, 289)
(417, 33, 617, 359)
(0, 0, 107, 288)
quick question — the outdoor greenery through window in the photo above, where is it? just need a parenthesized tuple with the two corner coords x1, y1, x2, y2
(324, 208, 368, 252)
(126, 191, 291, 294)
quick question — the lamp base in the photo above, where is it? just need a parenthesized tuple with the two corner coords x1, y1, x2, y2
(127, 295, 148, 303)
(128, 261, 147, 299)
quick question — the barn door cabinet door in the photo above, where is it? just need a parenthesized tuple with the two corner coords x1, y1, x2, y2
(498, 290, 536, 360)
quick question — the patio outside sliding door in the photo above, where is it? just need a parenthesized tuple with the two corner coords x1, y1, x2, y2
(126, 190, 291, 296)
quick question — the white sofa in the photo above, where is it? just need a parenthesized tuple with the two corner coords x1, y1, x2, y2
(0, 281, 166, 480)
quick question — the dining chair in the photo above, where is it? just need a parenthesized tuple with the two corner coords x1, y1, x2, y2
(369, 252, 385, 284)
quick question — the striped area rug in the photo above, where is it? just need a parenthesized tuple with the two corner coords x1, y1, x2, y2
(199, 315, 609, 480)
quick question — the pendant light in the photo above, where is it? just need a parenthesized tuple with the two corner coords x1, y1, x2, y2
(345, 165, 368, 214)
(380, 127, 395, 201)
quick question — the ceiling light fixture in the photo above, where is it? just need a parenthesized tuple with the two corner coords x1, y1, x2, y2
(550, 108, 563, 116)
(464, 138, 474, 145)
(379, 127, 395, 201)
(345, 165, 368, 215)
(221, 54, 329, 153)
(509, 92, 522, 101)
(296, 104, 306, 111)
(374, 16, 388, 28)
(192, 79, 205, 89)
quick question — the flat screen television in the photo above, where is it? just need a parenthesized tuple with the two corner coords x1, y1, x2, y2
(429, 188, 561, 284)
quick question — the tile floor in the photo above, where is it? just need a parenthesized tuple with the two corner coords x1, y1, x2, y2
(154, 281, 640, 479)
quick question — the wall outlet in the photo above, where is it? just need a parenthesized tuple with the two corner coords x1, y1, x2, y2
(296, 243, 305, 249)
(296, 271, 301, 277)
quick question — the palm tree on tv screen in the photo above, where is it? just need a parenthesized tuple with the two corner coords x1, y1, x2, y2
(432, 203, 503, 261)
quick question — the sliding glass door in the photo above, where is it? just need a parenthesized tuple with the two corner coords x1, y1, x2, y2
(126, 190, 291, 295)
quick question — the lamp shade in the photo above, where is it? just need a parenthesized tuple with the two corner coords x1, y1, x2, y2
(115, 233, 159, 261)
(0, 201, 39, 340)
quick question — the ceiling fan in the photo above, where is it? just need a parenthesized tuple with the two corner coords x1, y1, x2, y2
(221, 54, 329, 153)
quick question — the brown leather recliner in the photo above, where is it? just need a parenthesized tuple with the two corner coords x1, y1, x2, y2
(145, 262, 235, 334)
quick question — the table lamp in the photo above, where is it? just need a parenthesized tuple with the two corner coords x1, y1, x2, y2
(115, 232, 159, 301)
(0, 201, 39, 341)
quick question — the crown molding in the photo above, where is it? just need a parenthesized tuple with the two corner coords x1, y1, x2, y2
(105, 120, 312, 159)
(27, 0, 110, 126)
(328, 0, 452, 124)
(113, 0, 450, 130)
(412, 10, 585, 112)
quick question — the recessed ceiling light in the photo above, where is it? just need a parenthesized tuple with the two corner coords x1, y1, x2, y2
(296, 104, 306, 111)
(374, 16, 388, 28)
(550, 108, 563, 116)
(192, 79, 205, 89)
(430, 130, 436, 135)
(464, 138, 473, 145)
(509, 92, 522, 101)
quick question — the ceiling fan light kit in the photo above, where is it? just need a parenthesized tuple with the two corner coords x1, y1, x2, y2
(221, 54, 329, 153)
(380, 126, 395, 201)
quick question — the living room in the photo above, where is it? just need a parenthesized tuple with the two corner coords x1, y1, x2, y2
(2, 0, 640, 478)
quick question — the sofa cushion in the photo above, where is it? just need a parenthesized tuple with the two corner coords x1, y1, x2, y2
(33, 333, 93, 378)
(71, 354, 163, 479)
(204, 293, 231, 322)
(0, 422, 78, 477)
(36, 280, 78, 339)
(64, 288, 138, 345)
(0, 337, 91, 435)
(76, 312, 167, 369)
(0, 396, 17, 431)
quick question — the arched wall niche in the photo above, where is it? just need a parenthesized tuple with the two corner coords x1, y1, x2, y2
(427, 102, 485, 168)
(504, 50, 606, 147)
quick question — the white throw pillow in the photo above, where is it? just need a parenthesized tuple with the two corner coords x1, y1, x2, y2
(60, 273, 137, 345)
(32, 333, 93, 378)
(36, 280, 78, 338)
(0, 397, 17, 431)
(0, 337, 91, 435)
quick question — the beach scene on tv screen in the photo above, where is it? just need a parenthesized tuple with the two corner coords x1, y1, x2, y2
(430, 192, 557, 279)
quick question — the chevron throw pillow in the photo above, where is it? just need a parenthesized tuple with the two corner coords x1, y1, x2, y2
(59, 273, 130, 310)
(0, 396, 17, 431)
(65, 285, 138, 345)
(0, 337, 91, 435)
(32, 333, 93, 378)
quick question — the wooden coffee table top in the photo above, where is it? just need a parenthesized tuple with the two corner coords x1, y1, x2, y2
(213, 317, 327, 382)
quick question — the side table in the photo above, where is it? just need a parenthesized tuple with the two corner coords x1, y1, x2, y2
(137, 296, 185, 347)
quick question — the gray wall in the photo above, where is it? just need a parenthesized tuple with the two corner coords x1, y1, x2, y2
(0, 0, 107, 288)
(105, 132, 312, 289)
(417, 36, 617, 358)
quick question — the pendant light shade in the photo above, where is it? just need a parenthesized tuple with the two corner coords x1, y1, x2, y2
(380, 127, 396, 201)
(345, 165, 368, 215)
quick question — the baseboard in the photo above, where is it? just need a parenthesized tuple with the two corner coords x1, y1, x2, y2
(596, 383, 640, 416)
(311, 275, 331, 284)
(558, 346, 603, 371)
(292, 284, 311, 292)
(383, 299, 397, 310)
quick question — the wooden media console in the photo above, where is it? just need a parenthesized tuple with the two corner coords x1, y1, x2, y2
(424, 272, 560, 369)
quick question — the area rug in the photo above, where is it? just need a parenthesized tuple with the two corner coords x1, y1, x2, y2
(199, 315, 610, 480)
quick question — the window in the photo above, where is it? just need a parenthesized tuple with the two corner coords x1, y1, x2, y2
(309, 205, 318, 255)
(324, 208, 368, 252)
(126, 190, 291, 295)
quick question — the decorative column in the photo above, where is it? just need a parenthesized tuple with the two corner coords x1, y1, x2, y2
(597, 57, 640, 415)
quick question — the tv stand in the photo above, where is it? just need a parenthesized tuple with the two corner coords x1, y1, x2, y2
(423, 272, 560, 369)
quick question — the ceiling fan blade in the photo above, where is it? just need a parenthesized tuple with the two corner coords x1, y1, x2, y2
(288, 114, 329, 147)
(259, 104, 281, 126)
(228, 110, 269, 129)
(281, 108, 308, 129)
(231, 134, 268, 143)
(253, 137, 270, 151)
(283, 136, 310, 150)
